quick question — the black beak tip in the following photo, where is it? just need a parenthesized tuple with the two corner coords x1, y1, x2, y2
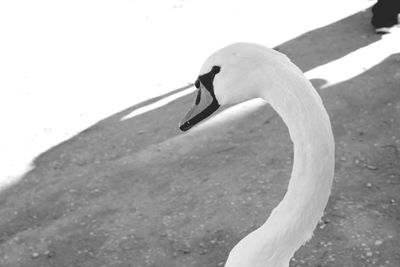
(179, 121, 192, 132)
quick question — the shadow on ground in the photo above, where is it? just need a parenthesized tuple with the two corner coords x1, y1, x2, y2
(1, 8, 399, 267)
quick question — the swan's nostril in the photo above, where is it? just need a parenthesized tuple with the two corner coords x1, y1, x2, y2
(195, 90, 201, 105)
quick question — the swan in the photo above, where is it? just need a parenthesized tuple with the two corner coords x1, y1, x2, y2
(179, 43, 335, 267)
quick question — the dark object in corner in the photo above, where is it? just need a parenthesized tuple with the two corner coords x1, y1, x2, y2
(371, 0, 400, 33)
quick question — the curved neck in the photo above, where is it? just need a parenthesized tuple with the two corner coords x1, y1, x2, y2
(225, 59, 335, 267)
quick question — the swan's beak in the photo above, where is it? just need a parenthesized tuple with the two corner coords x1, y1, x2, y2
(179, 87, 220, 131)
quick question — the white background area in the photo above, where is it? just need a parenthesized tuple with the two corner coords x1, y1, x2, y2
(1, 0, 397, 189)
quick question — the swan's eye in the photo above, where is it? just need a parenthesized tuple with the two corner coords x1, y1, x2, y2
(195, 90, 201, 105)
(195, 79, 200, 89)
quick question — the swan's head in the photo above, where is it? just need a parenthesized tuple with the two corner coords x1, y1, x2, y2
(179, 44, 265, 131)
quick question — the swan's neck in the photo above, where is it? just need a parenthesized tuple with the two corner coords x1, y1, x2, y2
(225, 60, 335, 267)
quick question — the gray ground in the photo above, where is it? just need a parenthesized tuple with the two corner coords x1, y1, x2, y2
(0, 9, 399, 267)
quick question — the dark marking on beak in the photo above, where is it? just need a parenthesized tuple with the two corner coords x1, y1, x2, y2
(179, 65, 221, 131)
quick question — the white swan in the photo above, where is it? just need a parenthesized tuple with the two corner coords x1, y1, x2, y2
(179, 43, 335, 267)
